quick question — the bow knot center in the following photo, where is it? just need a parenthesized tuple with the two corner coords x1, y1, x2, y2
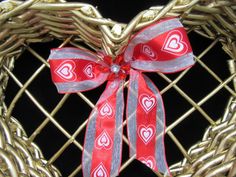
(104, 54, 130, 81)
(108, 61, 130, 80)
(110, 64, 121, 74)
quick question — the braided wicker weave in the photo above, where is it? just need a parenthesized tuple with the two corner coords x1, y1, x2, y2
(0, 0, 236, 176)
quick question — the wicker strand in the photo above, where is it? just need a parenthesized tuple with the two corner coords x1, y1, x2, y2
(170, 97, 236, 177)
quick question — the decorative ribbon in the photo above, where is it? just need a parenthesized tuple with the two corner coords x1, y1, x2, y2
(48, 18, 194, 177)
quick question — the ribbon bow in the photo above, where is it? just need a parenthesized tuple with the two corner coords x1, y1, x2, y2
(49, 18, 194, 177)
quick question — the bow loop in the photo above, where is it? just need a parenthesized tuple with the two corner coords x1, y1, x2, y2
(49, 47, 109, 93)
(124, 18, 194, 73)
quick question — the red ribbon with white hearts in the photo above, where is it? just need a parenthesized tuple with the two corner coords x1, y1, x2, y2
(48, 18, 194, 177)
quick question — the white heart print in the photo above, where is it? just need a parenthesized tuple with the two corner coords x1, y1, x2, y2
(169, 39, 178, 49)
(55, 60, 76, 81)
(83, 63, 94, 78)
(99, 102, 113, 117)
(138, 125, 155, 144)
(139, 94, 156, 113)
(95, 131, 112, 150)
(139, 156, 156, 170)
(162, 30, 188, 55)
(142, 44, 157, 60)
(92, 163, 108, 177)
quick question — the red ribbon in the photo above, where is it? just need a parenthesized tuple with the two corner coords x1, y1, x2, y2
(48, 18, 194, 177)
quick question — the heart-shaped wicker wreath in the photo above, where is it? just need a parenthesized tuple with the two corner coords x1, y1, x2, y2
(0, 0, 236, 176)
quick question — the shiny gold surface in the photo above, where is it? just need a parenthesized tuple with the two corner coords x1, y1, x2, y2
(0, 0, 235, 176)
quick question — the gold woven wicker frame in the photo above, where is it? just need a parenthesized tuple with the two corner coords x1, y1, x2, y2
(0, 0, 236, 176)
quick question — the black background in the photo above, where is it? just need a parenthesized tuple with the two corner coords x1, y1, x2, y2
(4, 0, 233, 176)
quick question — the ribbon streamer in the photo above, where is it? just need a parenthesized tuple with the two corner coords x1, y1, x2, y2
(49, 18, 194, 177)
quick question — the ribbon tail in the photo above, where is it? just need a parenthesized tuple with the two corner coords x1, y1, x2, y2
(127, 69, 171, 176)
(82, 80, 124, 177)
